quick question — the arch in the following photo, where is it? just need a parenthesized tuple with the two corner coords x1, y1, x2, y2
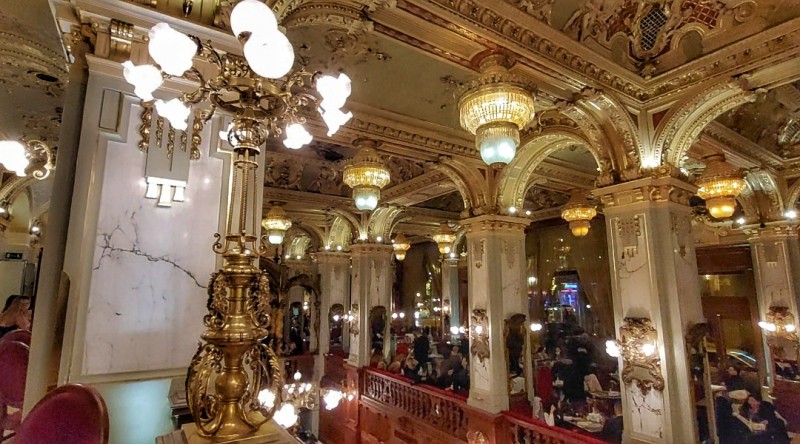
(293, 221, 325, 250)
(285, 233, 312, 259)
(788, 180, 800, 211)
(328, 213, 355, 249)
(431, 156, 492, 215)
(368, 205, 405, 241)
(653, 78, 756, 167)
(497, 128, 598, 210)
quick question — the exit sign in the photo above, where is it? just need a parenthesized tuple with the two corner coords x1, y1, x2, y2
(4, 252, 23, 260)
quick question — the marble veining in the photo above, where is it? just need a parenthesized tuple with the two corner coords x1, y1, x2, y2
(82, 112, 223, 377)
(627, 378, 664, 438)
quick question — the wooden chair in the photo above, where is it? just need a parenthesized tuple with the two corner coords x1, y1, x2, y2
(0, 329, 31, 346)
(0, 340, 29, 438)
(9, 384, 109, 444)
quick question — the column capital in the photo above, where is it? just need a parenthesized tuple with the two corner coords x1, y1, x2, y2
(744, 222, 799, 241)
(349, 243, 394, 257)
(460, 214, 529, 235)
(312, 251, 351, 265)
(594, 175, 696, 209)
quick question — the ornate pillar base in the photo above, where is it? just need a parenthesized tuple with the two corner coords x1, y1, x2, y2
(156, 421, 296, 444)
(461, 215, 529, 414)
(595, 176, 704, 444)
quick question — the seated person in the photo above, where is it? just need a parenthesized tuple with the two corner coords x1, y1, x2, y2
(0, 295, 31, 338)
(436, 346, 462, 388)
(745, 398, 790, 444)
(600, 401, 623, 443)
(402, 354, 421, 383)
(369, 348, 384, 368)
(451, 356, 470, 392)
(387, 353, 406, 373)
(724, 365, 746, 391)
(715, 394, 750, 443)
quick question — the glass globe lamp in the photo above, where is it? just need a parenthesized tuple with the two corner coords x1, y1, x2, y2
(392, 233, 411, 261)
(561, 192, 597, 238)
(432, 223, 456, 255)
(696, 154, 745, 219)
(343, 140, 390, 211)
(262, 205, 292, 245)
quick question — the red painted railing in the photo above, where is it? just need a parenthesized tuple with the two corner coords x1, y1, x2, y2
(362, 369, 469, 440)
(504, 411, 610, 444)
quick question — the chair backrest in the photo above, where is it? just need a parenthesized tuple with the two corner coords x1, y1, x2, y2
(0, 340, 29, 407)
(0, 329, 31, 345)
(14, 384, 109, 444)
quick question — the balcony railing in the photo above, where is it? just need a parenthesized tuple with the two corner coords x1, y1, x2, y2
(504, 411, 609, 444)
(362, 369, 469, 440)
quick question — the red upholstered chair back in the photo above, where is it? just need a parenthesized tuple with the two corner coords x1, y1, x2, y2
(0, 329, 31, 346)
(14, 384, 109, 444)
(0, 340, 29, 407)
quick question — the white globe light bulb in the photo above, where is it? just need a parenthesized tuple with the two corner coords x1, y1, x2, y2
(317, 73, 352, 111)
(257, 389, 276, 410)
(283, 123, 312, 149)
(273, 403, 298, 428)
(148, 23, 196, 77)
(0, 141, 30, 176)
(243, 31, 295, 79)
(230, 0, 277, 38)
(154, 98, 190, 131)
(320, 107, 353, 136)
(122, 62, 163, 102)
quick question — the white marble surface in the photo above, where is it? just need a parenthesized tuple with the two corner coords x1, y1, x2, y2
(83, 117, 223, 376)
(627, 383, 664, 439)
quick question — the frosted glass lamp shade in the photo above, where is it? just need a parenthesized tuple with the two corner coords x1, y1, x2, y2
(148, 23, 197, 77)
(154, 98, 191, 131)
(476, 122, 518, 165)
(283, 123, 312, 149)
(706, 197, 736, 219)
(353, 186, 380, 211)
(320, 107, 353, 136)
(243, 31, 294, 79)
(317, 73, 352, 111)
(230, 0, 277, 38)
(273, 403, 298, 428)
(0, 141, 30, 176)
(122, 62, 163, 101)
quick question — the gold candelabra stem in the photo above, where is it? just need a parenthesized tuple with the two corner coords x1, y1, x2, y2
(187, 114, 282, 441)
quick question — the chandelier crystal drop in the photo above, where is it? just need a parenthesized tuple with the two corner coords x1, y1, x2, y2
(432, 223, 456, 255)
(696, 154, 745, 219)
(343, 139, 390, 211)
(262, 205, 293, 245)
(561, 191, 597, 237)
(392, 233, 411, 261)
(457, 54, 536, 166)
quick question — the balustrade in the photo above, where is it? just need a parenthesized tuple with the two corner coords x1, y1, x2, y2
(505, 412, 609, 444)
(362, 369, 468, 439)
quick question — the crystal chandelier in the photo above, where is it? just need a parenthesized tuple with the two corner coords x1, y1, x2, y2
(122, 1, 352, 439)
(696, 154, 745, 219)
(432, 223, 456, 255)
(457, 54, 536, 166)
(262, 205, 292, 245)
(392, 233, 410, 261)
(342, 139, 390, 211)
(561, 191, 597, 237)
(0, 140, 55, 179)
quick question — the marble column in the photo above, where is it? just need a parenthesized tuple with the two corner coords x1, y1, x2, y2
(461, 215, 529, 414)
(24, 39, 90, 413)
(595, 176, 704, 444)
(314, 252, 351, 376)
(348, 243, 394, 367)
(746, 223, 800, 378)
(442, 257, 461, 329)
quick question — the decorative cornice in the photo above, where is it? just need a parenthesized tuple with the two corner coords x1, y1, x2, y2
(743, 222, 800, 241)
(312, 251, 352, 264)
(594, 176, 697, 209)
(382, 170, 450, 201)
(349, 243, 394, 257)
(460, 214, 529, 235)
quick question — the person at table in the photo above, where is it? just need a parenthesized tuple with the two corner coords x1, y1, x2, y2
(715, 393, 750, 443)
(451, 356, 470, 392)
(600, 401, 623, 443)
(436, 346, 462, 388)
(741, 396, 790, 444)
(724, 365, 746, 391)
(412, 328, 430, 370)
(0, 295, 31, 338)
(402, 353, 422, 383)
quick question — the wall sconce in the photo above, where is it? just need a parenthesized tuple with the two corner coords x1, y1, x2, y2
(605, 317, 664, 393)
(29, 220, 42, 236)
(0, 201, 10, 220)
(470, 308, 489, 363)
(0, 139, 55, 180)
(390, 311, 405, 320)
(759, 306, 798, 344)
(344, 304, 359, 336)
(529, 321, 543, 332)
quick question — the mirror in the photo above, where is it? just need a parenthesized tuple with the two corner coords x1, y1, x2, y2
(329, 303, 344, 351)
(369, 305, 387, 356)
(505, 313, 527, 398)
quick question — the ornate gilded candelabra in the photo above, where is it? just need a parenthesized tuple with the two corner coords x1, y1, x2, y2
(123, 1, 352, 440)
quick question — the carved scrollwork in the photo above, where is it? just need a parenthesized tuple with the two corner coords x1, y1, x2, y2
(186, 343, 224, 435)
(204, 271, 229, 330)
(247, 272, 272, 328)
(470, 308, 490, 363)
(618, 317, 664, 394)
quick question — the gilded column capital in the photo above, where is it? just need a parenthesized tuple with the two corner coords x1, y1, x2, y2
(593, 176, 696, 209)
(743, 222, 800, 241)
(349, 243, 394, 257)
(312, 251, 351, 265)
(460, 215, 529, 235)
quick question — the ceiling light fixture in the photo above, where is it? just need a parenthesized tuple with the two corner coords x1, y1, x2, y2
(392, 233, 410, 261)
(561, 191, 597, 237)
(343, 139, 390, 211)
(262, 205, 292, 245)
(457, 54, 536, 166)
(433, 223, 456, 255)
(0, 140, 55, 179)
(696, 154, 745, 219)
